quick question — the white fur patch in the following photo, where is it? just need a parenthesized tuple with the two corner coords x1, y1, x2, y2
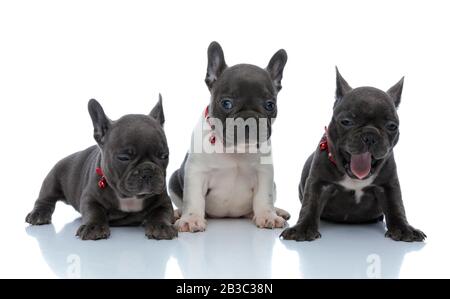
(118, 197, 144, 212)
(338, 175, 375, 204)
(181, 151, 264, 218)
(173, 114, 277, 220)
(202, 155, 258, 217)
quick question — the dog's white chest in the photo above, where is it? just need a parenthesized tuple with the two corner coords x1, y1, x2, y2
(204, 156, 259, 217)
(118, 197, 144, 212)
(337, 175, 375, 204)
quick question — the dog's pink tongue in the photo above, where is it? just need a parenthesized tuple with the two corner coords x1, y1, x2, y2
(350, 152, 372, 180)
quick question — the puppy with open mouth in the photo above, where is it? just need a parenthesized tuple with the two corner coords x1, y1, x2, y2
(169, 41, 290, 232)
(281, 68, 426, 242)
(26, 97, 177, 240)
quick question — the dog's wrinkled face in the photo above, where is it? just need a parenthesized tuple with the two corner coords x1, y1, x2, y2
(204, 41, 287, 146)
(88, 96, 168, 198)
(328, 68, 404, 180)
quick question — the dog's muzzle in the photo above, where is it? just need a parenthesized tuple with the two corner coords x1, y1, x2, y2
(343, 128, 391, 179)
(123, 162, 165, 197)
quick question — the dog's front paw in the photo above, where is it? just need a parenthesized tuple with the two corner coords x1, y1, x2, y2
(385, 224, 426, 242)
(25, 208, 52, 225)
(280, 223, 321, 241)
(253, 211, 286, 229)
(76, 223, 110, 240)
(175, 214, 207, 232)
(146, 223, 178, 240)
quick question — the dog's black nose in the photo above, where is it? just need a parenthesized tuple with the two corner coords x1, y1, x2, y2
(133, 168, 153, 180)
(362, 133, 377, 146)
(140, 169, 153, 180)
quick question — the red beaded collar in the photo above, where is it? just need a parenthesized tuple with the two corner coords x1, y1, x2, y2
(319, 127, 336, 165)
(204, 106, 216, 145)
(96, 167, 107, 189)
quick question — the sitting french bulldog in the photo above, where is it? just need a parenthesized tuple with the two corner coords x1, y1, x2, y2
(281, 68, 426, 242)
(169, 41, 290, 232)
(26, 97, 177, 240)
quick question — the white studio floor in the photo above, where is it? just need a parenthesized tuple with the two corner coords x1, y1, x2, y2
(1, 199, 448, 278)
(2, 0, 450, 279)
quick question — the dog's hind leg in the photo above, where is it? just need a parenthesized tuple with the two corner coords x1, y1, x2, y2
(275, 207, 291, 220)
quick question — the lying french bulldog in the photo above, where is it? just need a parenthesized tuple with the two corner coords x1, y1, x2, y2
(281, 68, 426, 242)
(26, 97, 177, 240)
(169, 41, 290, 232)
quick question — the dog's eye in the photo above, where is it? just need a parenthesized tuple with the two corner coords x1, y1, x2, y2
(221, 99, 233, 110)
(340, 118, 354, 127)
(264, 100, 276, 112)
(117, 154, 131, 162)
(386, 122, 398, 131)
(160, 153, 169, 160)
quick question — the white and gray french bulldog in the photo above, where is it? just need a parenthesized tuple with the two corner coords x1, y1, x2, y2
(169, 41, 290, 232)
(26, 97, 177, 240)
(281, 68, 426, 242)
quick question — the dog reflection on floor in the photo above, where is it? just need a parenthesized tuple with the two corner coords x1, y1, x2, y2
(281, 221, 425, 278)
(25, 219, 174, 278)
(174, 220, 278, 278)
(25, 218, 278, 278)
(25, 217, 420, 278)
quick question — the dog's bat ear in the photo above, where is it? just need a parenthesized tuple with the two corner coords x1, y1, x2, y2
(88, 99, 111, 146)
(387, 77, 404, 108)
(205, 41, 227, 90)
(150, 93, 165, 127)
(266, 49, 288, 92)
(335, 66, 352, 102)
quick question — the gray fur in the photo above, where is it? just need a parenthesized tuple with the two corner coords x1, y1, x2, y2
(26, 97, 177, 240)
(281, 68, 426, 242)
(169, 41, 287, 206)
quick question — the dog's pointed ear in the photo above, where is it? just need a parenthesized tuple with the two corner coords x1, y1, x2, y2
(266, 49, 288, 92)
(149, 93, 165, 127)
(387, 77, 404, 108)
(205, 41, 227, 90)
(335, 66, 352, 101)
(88, 99, 111, 146)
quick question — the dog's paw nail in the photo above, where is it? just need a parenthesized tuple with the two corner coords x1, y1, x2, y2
(280, 224, 320, 242)
(76, 223, 110, 240)
(386, 225, 426, 242)
(175, 215, 207, 233)
(25, 209, 52, 225)
(254, 212, 286, 229)
(275, 207, 291, 220)
(146, 224, 178, 240)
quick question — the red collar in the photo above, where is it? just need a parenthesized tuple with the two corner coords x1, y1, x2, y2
(204, 106, 216, 145)
(319, 127, 336, 165)
(96, 167, 107, 189)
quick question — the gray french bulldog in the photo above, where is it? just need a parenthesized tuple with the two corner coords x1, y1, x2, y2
(281, 68, 426, 242)
(26, 96, 177, 240)
(169, 41, 290, 232)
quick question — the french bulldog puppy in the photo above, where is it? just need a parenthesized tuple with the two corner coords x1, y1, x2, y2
(169, 41, 290, 232)
(26, 97, 177, 240)
(281, 68, 426, 242)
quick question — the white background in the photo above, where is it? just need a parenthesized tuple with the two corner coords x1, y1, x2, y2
(1, 0, 449, 278)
